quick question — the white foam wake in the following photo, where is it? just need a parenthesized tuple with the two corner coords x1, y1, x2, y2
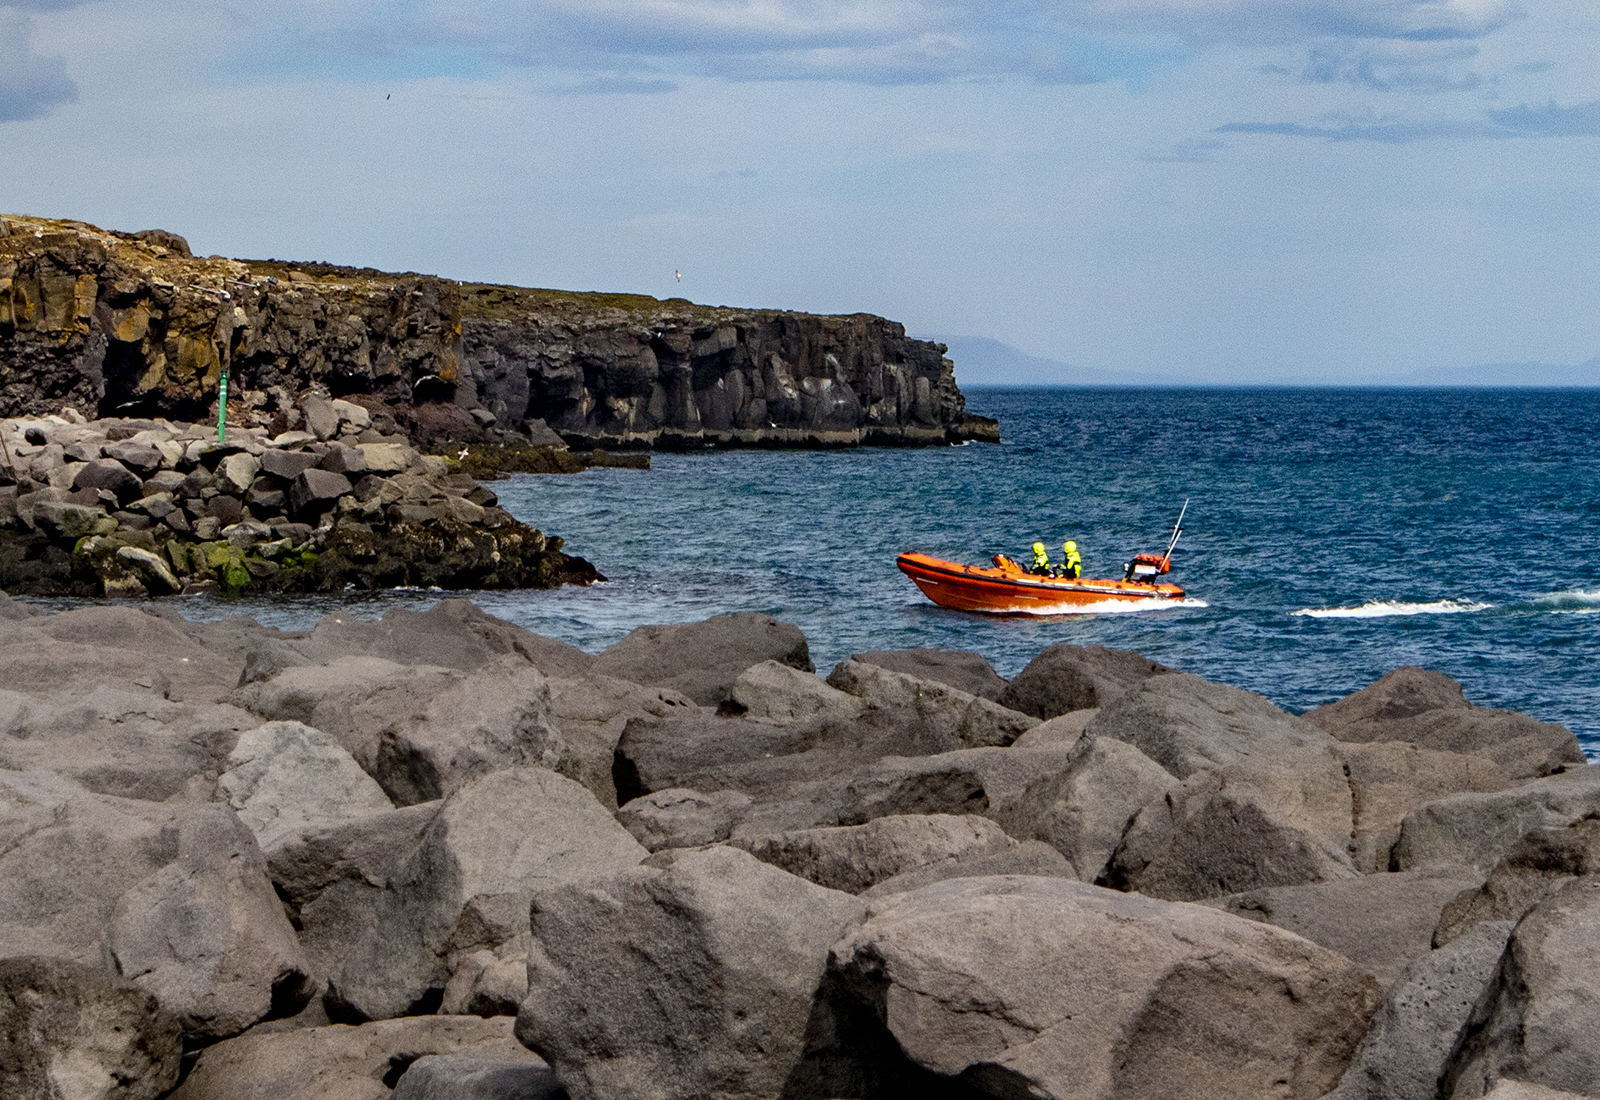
(1522, 588, 1600, 613)
(1292, 599, 1492, 619)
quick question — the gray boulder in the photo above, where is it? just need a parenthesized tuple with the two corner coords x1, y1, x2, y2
(1341, 741, 1513, 873)
(546, 674, 698, 806)
(1442, 877, 1600, 1098)
(1434, 819, 1600, 947)
(324, 768, 646, 1022)
(169, 1016, 529, 1100)
(1323, 919, 1515, 1100)
(615, 787, 755, 851)
(289, 468, 353, 517)
(729, 660, 862, 723)
(728, 814, 1018, 894)
(1306, 667, 1585, 780)
(1479, 1083, 1595, 1100)
(232, 655, 568, 806)
(993, 733, 1176, 881)
(1394, 765, 1600, 874)
(838, 743, 1081, 825)
(1012, 707, 1098, 749)
(216, 720, 395, 857)
(998, 643, 1174, 718)
(860, 839, 1076, 897)
(0, 774, 312, 1041)
(849, 647, 1008, 701)
(0, 683, 257, 802)
(590, 611, 812, 705)
(293, 600, 595, 677)
(0, 956, 182, 1100)
(825, 658, 1038, 748)
(440, 933, 532, 1018)
(1203, 870, 1484, 989)
(514, 845, 865, 1100)
(392, 1052, 563, 1100)
(1105, 745, 1359, 900)
(815, 876, 1381, 1100)
(1089, 672, 1336, 779)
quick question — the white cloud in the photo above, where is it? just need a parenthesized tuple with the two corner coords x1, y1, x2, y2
(0, 9, 77, 121)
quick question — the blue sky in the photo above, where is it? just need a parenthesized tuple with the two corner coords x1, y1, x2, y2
(3, 0, 1599, 382)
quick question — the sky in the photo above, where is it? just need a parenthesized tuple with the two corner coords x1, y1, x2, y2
(3, 0, 1599, 383)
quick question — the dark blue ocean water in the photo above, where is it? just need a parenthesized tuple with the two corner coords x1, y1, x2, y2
(45, 388, 1600, 757)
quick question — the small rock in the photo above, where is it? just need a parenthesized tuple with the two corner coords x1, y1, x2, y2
(115, 545, 181, 594)
(301, 395, 340, 441)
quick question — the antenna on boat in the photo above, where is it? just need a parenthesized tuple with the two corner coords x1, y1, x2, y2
(1160, 499, 1188, 572)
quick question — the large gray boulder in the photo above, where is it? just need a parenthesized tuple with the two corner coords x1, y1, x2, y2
(728, 814, 1018, 894)
(514, 845, 865, 1100)
(391, 1052, 563, 1100)
(0, 772, 312, 1041)
(1434, 819, 1600, 947)
(1306, 667, 1585, 780)
(1105, 745, 1359, 900)
(0, 956, 182, 1100)
(848, 647, 1008, 701)
(993, 733, 1176, 881)
(1323, 919, 1515, 1100)
(324, 767, 646, 1022)
(169, 1016, 530, 1100)
(291, 599, 595, 678)
(216, 720, 395, 857)
(590, 611, 813, 705)
(825, 659, 1037, 748)
(270, 801, 441, 982)
(1203, 870, 1484, 989)
(1394, 765, 1600, 874)
(998, 643, 1174, 718)
(1089, 672, 1336, 779)
(1442, 877, 1600, 1098)
(815, 876, 1381, 1100)
(545, 674, 698, 807)
(232, 654, 569, 806)
(0, 683, 257, 802)
(615, 787, 756, 851)
(729, 660, 862, 723)
(859, 839, 1076, 897)
(1340, 741, 1513, 873)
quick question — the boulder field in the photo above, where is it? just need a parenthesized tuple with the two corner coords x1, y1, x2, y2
(0, 409, 604, 596)
(0, 598, 1595, 1100)
(0, 215, 998, 451)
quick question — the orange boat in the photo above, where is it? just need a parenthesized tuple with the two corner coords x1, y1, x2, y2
(899, 504, 1189, 614)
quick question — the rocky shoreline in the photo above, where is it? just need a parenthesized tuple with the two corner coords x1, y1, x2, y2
(0, 215, 999, 451)
(1, 595, 1595, 1099)
(0, 405, 605, 597)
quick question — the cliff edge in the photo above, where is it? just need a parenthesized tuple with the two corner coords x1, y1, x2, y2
(0, 214, 998, 449)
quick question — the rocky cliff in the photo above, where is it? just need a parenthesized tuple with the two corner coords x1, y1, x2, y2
(0, 214, 998, 449)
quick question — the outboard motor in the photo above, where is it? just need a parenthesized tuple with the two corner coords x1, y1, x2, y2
(1123, 553, 1169, 582)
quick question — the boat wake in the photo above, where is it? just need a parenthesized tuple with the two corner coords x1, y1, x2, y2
(1517, 588, 1600, 614)
(1292, 598, 1493, 619)
(1010, 597, 1210, 617)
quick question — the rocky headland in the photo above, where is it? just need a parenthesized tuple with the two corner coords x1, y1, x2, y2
(2, 594, 1596, 1099)
(0, 214, 998, 451)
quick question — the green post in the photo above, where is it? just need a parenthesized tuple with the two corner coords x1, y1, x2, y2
(216, 368, 228, 444)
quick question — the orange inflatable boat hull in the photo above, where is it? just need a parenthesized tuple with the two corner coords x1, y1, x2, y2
(897, 551, 1186, 614)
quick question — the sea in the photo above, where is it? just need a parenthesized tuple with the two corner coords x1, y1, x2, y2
(26, 387, 1600, 759)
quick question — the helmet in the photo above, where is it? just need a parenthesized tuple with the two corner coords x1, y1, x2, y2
(1032, 542, 1046, 554)
(1064, 541, 1077, 551)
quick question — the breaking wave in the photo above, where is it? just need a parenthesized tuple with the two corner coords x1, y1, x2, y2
(1292, 598, 1493, 619)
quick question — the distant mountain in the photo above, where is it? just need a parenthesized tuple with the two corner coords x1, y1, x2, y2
(925, 335, 1192, 387)
(925, 335, 1600, 388)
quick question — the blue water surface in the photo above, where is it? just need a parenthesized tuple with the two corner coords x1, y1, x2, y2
(54, 388, 1600, 755)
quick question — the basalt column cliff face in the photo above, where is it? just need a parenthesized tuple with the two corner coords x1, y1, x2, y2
(0, 214, 997, 448)
(458, 285, 999, 448)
